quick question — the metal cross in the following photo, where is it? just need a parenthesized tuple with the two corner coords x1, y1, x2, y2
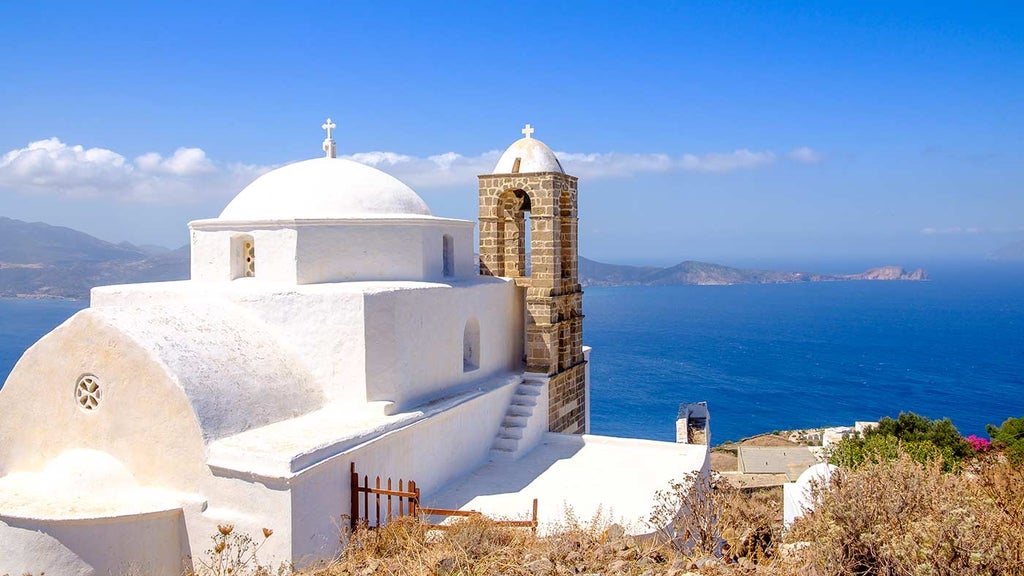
(521, 123, 535, 139)
(322, 118, 337, 140)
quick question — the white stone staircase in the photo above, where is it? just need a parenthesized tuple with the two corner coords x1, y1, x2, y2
(490, 379, 544, 461)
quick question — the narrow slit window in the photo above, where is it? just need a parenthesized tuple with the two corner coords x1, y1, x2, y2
(442, 234, 454, 277)
(463, 317, 480, 372)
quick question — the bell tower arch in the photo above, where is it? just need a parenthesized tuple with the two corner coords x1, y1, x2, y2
(478, 125, 586, 434)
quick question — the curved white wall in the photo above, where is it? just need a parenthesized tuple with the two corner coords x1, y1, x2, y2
(0, 311, 208, 489)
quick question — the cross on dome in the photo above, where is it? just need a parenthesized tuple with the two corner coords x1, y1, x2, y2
(321, 117, 337, 159)
(322, 118, 336, 139)
(521, 124, 535, 139)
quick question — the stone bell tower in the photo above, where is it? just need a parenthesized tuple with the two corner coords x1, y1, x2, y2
(478, 125, 587, 434)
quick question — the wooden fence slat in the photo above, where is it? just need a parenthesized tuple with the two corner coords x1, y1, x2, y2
(532, 498, 538, 535)
(350, 462, 359, 532)
(354, 487, 417, 498)
(375, 476, 381, 527)
(417, 507, 484, 517)
(411, 481, 418, 517)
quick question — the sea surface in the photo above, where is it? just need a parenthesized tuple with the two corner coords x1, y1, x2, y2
(2, 262, 1022, 443)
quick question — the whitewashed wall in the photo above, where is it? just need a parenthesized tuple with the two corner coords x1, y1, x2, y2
(363, 279, 523, 410)
(191, 226, 298, 283)
(0, 511, 188, 576)
(190, 218, 475, 285)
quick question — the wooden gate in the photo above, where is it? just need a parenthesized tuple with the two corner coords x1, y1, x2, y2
(349, 462, 538, 534)
(350, 462, 419, 530)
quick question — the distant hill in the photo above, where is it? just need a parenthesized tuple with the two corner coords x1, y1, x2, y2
(0, 217, 189, 299)
(577, 257, 661, 285)
(579, 257, 926, 287)
(0, 217, 926, 299)
(987, 240, 1024, 261)
(0, 217, 144, 264)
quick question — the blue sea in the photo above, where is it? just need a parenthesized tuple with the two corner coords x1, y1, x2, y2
(2, 262, 1022, 443)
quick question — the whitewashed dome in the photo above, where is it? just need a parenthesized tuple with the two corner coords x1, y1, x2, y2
(220, 157, 432, 220)
(492, 132, 564, 174)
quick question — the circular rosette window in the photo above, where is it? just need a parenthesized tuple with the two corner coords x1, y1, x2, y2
(75, 375, 102, 411)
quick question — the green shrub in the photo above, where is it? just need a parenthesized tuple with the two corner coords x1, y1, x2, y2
(987, 416, 1024, 464)
(869, 412, 973, 461)
(829, 412, 971, 472)
(829, 432, 962, 472)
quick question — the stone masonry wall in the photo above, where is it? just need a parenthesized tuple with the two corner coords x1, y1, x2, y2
(548, 364, 587, 434)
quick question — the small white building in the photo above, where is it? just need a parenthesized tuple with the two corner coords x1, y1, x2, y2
(0, 123, 709, 575)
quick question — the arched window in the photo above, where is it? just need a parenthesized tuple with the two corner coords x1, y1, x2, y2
(463, 317, 480, 372)
(442, 234, 454, 277)
(231, 234, 255, 279)
(497, 189, 531, 277)
(560, 189, 574, 280)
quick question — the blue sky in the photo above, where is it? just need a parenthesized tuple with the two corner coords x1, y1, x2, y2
(1, 2, 1021, 267)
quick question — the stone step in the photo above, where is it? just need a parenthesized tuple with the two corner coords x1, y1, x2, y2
(508, 404, 533, 417)
(493, 437, 518, 452)
(515, 384, 542, 397)
(503, 415, 528, 428)
(490, 378, 546, 462)
(490, 447, 516, 462)
(511, 396, 537, 407)
(498, 427, 524, 440)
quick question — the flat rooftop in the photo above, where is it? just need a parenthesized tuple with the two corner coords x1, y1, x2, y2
(425, 433, 709, 535)
(738, 446, 818, 480)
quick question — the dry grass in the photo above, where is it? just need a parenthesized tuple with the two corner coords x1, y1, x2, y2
(710, 448, 739, 473)
(306, 514, 679, 576)
(784, 454, 1024, 576)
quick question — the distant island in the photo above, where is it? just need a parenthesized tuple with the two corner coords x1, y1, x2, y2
(579, 257, 925, 287)
(987, 239, 1024, 261)
(0, 216, 926, 299)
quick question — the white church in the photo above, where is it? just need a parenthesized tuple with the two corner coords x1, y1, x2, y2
(0, 122, 709, 575)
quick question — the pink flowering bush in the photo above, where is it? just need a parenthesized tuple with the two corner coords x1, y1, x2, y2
(966, 434, 991, 453)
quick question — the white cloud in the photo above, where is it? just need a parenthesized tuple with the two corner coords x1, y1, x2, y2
(789, 146, 823, 164)
(558, 152, 675, 178)
(0, 138, 821, 203)
(921, 226, 1024, 235)
(679, 149, 777, 173)
(345, 151, 414, 167)
(0, 137, 133, 199)
(135, 147, 215, 175)
(368, 148, 782, 187)
(0, 138, 272, 203)
(921, 227, 959, 235)
(343, 150, 499, 189)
